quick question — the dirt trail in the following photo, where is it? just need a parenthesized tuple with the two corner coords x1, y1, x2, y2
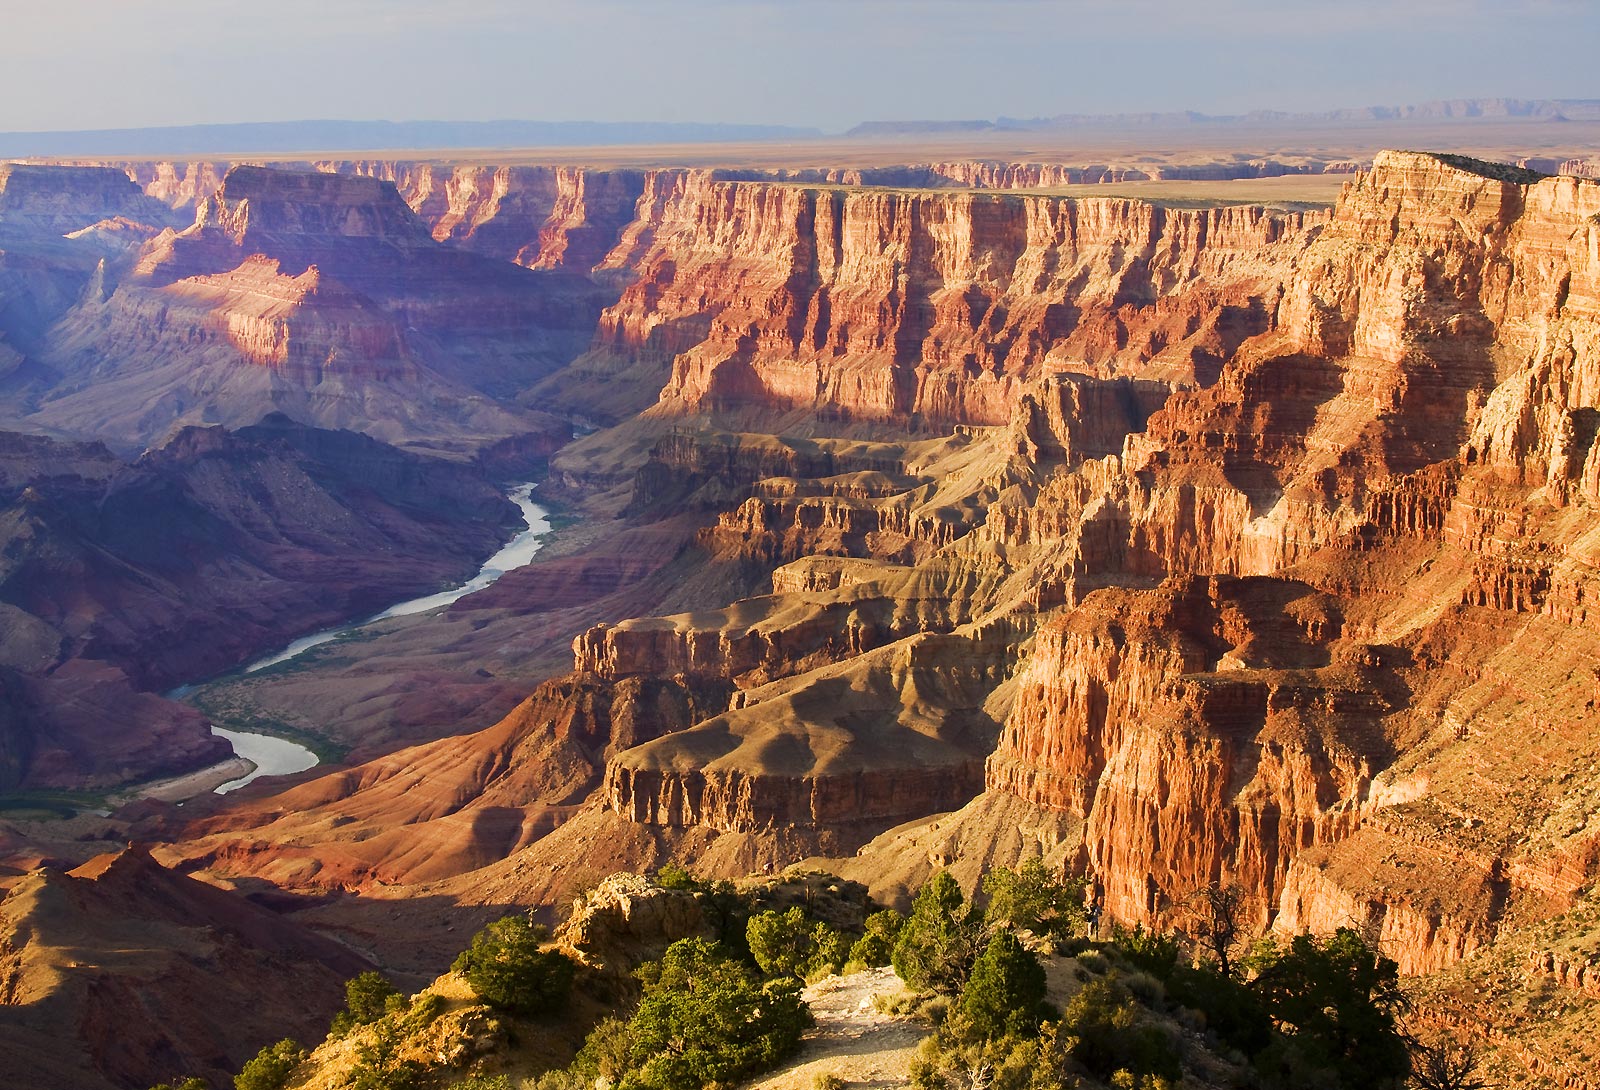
(745, 967, 928, 1090)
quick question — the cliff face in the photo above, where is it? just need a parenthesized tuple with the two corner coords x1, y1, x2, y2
(987, 579, 1391, 930)
(344, 162, 650, 271)
(971, 153, 1600, 974)
(584, 173, 1318, 427)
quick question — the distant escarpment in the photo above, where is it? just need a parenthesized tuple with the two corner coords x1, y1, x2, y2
(21, 165, 591, 458)
(0, 416, 518, 790)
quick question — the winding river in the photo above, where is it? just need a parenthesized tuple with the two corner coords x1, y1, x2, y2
(203, 484, 552, 794)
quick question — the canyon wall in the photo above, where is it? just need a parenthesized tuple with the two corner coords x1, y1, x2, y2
(81, 151, 1600, 993)
(971, 152, 1600, 973)
(590, 175, 1319, 426)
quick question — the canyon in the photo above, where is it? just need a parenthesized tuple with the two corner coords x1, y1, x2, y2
(1, 136, 1599, 1087)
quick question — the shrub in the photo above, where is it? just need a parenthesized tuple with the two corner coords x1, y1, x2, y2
(620, 938, 811, 1090)
(234, 1039, 303, 1090)
(1160, 962, 1272, 1058)
(812, 1073, 846, 1090)
(330, 970, 401, 1037)
(848, 909, 905, 967)
(452, 915, 577, 1016)
(400, 992, 446, 1033)
(1059, 977, 1182, 1086)
(957, 931, 1048, 1039)
(572, 1015, 632, 1083)
(808, 922, 851, 980)
(892, 872, 983, 994)
(909, 1028, 1048, 1090)
(654, 863, 701, 891)
(1110, 925, 1182, 979)
(1408, 1036, 1490, 1090)
(981, 859, 1086, 940)
(748, 907, 815, 979)
(1248, 928, 1409, 1089)
(348, 1019, 422, 1090)
(747, 906, 852, 982)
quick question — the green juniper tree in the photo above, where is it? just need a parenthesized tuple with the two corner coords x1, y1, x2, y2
(892, 872, 984, 994)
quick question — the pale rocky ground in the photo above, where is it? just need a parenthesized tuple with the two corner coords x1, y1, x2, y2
(745, 967, 927, 1090)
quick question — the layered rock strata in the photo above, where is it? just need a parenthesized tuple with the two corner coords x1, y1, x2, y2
(968, 153, 1600, 973)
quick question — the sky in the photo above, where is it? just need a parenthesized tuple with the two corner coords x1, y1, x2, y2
(2, 0, 1596, 133)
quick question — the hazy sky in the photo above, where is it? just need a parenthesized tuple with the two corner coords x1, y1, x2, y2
(3, 0, 1595, 133)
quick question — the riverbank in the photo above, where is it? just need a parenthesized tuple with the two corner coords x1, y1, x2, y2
(118, 755, 257, 804)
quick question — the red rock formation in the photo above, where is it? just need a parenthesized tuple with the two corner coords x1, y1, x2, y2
(578, 173, 1318, 427)
(987, 579, 1391, 928)
(967, 153, 1600, 974)
(603, 631, 1008, 848)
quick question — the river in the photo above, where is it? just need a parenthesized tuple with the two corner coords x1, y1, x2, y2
(200, 483, 552, 794)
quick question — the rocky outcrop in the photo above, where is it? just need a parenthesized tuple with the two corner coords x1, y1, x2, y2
(602, 630, 1009, 849)
(557, 872, 712, 974)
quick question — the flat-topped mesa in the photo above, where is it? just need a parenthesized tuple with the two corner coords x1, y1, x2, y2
(0, 163, 182, 235)
(197, 165, 433, 247)
(135, 166, 442, 288)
